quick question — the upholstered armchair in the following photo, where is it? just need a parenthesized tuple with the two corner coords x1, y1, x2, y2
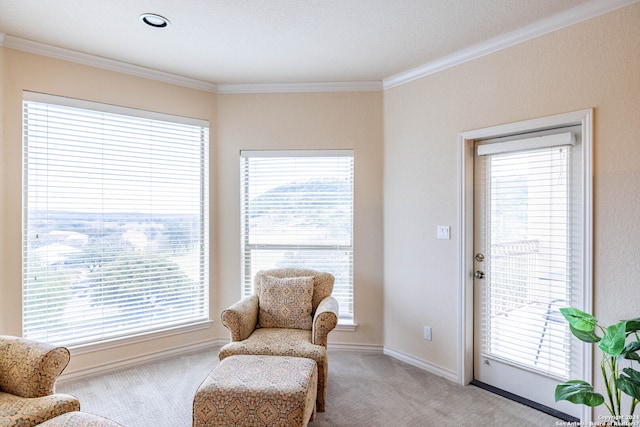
(0, 335, 80, 427)
(219, 268, 339, 412)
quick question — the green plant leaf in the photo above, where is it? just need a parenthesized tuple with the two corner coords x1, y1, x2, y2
(560, 307, 597, 332)
(599, 321, 627, 356)
(616, 368, 640, 400)
(622, 367, 640, 382)
(555, 380, 605, 406)
(621, 340, 640, 361)
(625, 318, 640, 333)
(569, 324, 601, 343)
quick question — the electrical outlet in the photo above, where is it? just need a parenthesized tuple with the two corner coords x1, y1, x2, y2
(437, 225, 450, 240)
(423, 326, 432, 341)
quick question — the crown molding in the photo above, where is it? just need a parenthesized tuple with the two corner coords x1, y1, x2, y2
(217, 80, 382, 94)
(2, 33, 380, 94)
(2, 35, 218, 93)
(383, 0, 640, 90)
(3, 0, 637, 93)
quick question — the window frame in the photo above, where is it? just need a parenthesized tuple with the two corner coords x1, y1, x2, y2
(22, 91, 211, 348)
(458, 109, 593, 421)
(239, 149, 355, 323)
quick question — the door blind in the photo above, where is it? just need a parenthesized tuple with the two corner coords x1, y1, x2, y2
(240, 150, 354, 321)
(477, 137, 575, 380)
(22, 92, 210, 346)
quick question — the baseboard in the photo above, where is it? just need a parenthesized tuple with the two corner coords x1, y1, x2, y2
(58, 338, 226, 383)
(383, 346, 459, 383)
(328, 342, 384, 353)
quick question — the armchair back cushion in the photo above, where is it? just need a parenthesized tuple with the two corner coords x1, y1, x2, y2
(255, 268, 334, 315)
(258, 275, 314, 330)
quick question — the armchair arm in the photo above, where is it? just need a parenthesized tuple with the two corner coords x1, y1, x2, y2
(220, 295, 259, 341)
(0, 335, 70, 398)
(312, 296, 339, 347)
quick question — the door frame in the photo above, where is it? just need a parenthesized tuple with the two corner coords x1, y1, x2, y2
(457, 109, 593, 422)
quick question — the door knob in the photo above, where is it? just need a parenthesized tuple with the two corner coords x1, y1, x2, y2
(474, 270, 485, 279)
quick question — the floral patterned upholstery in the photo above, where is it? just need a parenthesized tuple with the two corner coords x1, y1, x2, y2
(193, 355, 317, 427)
(220, 269, 338, 412)
(0, 335, 80, 427)
(38, 412, 123, 427)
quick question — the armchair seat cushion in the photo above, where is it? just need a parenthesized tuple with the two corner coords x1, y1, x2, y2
(219, 328, 325, 362)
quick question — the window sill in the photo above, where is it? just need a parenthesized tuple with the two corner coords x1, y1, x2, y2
(336, 321, 357, 332)
(69, 319, 214, 355)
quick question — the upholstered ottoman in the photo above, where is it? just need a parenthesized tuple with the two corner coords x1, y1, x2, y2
(38, 411, 123, 426)
(193, 355, 317, 427)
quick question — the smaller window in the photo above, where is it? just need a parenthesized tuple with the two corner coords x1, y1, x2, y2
(240, 150, 354, 322)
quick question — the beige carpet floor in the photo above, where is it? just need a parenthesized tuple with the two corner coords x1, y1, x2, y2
(57, 347, 564, 426)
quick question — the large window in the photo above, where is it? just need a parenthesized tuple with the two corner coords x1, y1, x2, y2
(22, 92, 210, 346)
(240, 150, 354, 322)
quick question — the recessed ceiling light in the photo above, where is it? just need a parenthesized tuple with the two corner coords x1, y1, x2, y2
(140, 13, 170, 28)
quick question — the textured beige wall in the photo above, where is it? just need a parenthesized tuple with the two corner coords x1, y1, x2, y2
(0, 47, 5, 316)
(383, 2, 640, 377)
(0, 49, 384, 374)
(0, 48, 219, 373)
(215, 92, 384, 345)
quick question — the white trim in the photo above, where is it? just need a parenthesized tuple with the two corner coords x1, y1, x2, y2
(458, 109, 593, 423)
(328, 342, 382, 353)
(24, 90, 210, 127)
(58, 338, 225, 383)
(69, 320, 214, 356)
(383, 0, 639, 89)
(460, 110, 594, 141)
(335, 322, 358, 332)
(1, 33, 378, 94)
(458, 131, 475, 387)
(2, 0, 636, 93)
(240, 149, 353, 158)
(217, 81, 382, 94)
(383, 347, 459, 383)
(579, 109, 594, 425)
(476, 132, 575, 156)
(2, 35, 219, 93)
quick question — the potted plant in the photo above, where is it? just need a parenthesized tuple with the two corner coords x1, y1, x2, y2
(555, 308, 640, 426)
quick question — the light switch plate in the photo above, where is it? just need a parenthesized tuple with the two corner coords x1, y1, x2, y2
(437, 225, 450, 240)
(423, 326, 432, 341)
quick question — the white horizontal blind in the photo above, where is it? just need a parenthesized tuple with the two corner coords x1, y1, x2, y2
(477, 141, 574, 380)
(22, 93, 209, 346)
(240, 150, 354, 321)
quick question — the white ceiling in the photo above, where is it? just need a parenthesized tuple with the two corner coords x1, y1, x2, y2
(0, 0, 633, 89)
